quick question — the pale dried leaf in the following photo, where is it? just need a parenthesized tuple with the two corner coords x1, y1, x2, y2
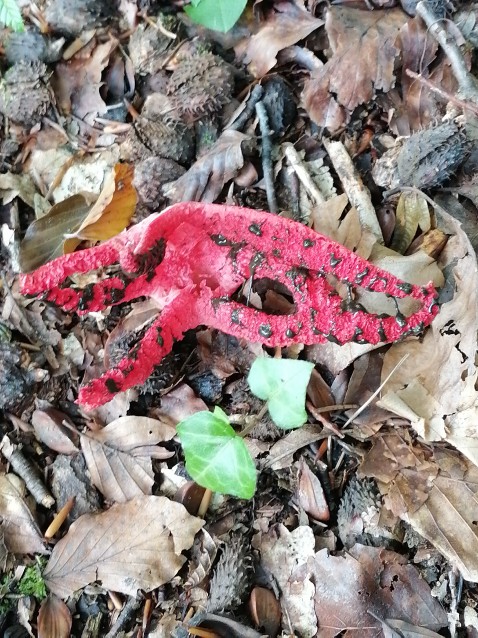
(81, 416, 176, 503)
(165, 130, 250, 203)
(44, 495, 204, 598)
(0, 473, 47, 554)
(243, 1, 323, 77)
(253, 524, 317, 637)
(310, 544, 447, 637)
(37, 594, 72, 638)
(265, 424, 325, 470)
(303, 7, 406, 131)
(361, 437, 478, 582)
(53, 39, 118, 120)
(378, 208, 478, 463)
(31, 408, 79, 455)
(0, 172, 37, 208)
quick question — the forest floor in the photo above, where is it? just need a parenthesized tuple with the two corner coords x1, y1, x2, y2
(2, 0, 478, 637)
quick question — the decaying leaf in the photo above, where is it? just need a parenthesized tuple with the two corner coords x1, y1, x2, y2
(37, 594, 72, 638)
(53, 38, 118, 120)
(310, 544, 447, 637)
(302, 7, 406, 131)
(19, 194, 95, 272)
(164, 130, 251, 203)
(44, 495, 204, 598)
(360, 433, 478, 582)
(377, 208, 478, 464)
(0, 473, 47, 555)
(63, 163, 137, 252)
(31, 407, 80, 455)
(242, 1, 323, 78)
(80, 416, 176, 503)
(19, 163, 136, 271)
(253, 524, 317, 637)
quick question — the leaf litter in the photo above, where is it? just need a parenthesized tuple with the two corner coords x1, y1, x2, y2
(2, 0, 478, 635)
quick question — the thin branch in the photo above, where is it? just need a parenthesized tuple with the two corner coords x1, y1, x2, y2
(255, 100, 278, 214)
(416, 0, 478, 102)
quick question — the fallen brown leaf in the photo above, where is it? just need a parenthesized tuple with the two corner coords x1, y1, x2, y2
(0, 473, 47, 555)
(19, 193, 95, 272)
(44, 495, 204, 598)
(53, 38, 118, 120)
(37, 594, 72, 638)
(242, 1, 323, 78)
(63, 163, 137, 252)
(377, 207, 478, 463)
(360, 434, 478, 582)
(302, 7, 406, 131)
(164, 130, 251, 203)
(31, 407, 80, 455)
(310, 544, 447, 637)
(80, 416, 176, 503)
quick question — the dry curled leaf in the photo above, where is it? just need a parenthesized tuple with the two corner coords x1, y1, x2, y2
(0, 473, 47, 555)
(37, 594, 72, 638)
(44, 495, 204, 598)
(242, 1, 323, 78)
(164, 130, 251, 203)
(31, 407, 79, 455)
(63, 163, 137, 253)
(360, 435, 478, 582)
(20, 163, 136, 271)
(53, 38, 118, 120)
(302, 7, 406, 131)
(80, 416, 176, 503)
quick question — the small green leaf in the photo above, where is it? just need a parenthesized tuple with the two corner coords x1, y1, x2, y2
(184, 0, 247, 33)
(248, 358, 314, 429)
(177, 407, 257, 499)
(0, 0, 24, 32)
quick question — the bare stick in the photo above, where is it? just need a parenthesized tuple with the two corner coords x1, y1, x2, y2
(226, 84, 264, 131)
(405, 69, 478, 116)
(283, 142, 326, 204)
(323, 139, 383, 242)
(416, 1, 478, 102)
(255, 101, 278, 214)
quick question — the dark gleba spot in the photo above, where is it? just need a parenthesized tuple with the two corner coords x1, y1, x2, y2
(210, 233, 230, 246)
(231, 309, 241, 324)
(249, 223, 263, 236)
(330, 254, 342, 269)
(105, 378, 120, 394)
(303, 239, 315, 248)
(259, 323, 273, 338)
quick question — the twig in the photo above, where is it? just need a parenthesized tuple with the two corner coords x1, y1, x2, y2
(255, 101, 278, 214)
(283, 142, 326, 205)
(416, 0, 478, 102)
(323, 139, 383, 242)
(405, 69, 478, 117)
(226, 84, 264, 131)
(104, 596, 142, 638)
(342, 354, 409, 428)
(1, 435, 55, 508)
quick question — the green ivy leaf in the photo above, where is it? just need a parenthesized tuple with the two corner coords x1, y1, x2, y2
(177, 407, 257, 499)
(184, 0, 247, 33)
(248, 358, 314, 429)
(0, 0, 24, 32)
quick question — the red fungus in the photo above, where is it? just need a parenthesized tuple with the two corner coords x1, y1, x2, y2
(20, 202, 439, 409)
